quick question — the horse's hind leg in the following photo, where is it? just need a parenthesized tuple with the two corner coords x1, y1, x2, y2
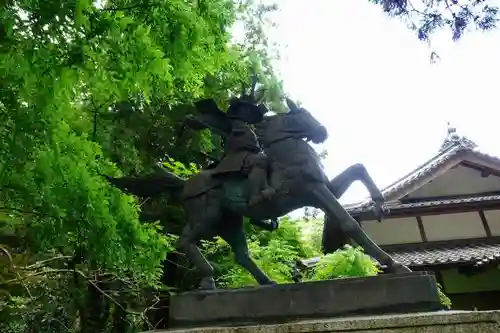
(178, 225, 216, 289)
(178, 193, 220, 290)
(219, 215, 276, 286)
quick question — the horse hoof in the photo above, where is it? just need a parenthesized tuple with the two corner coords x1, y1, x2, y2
(199, 277, 216, 290)
(371, 205, 385, 222)
(268, 218, 279, 231)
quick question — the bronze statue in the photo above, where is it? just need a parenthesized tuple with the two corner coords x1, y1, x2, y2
(107, 80, 411, 290)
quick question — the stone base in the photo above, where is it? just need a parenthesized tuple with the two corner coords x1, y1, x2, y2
(151, 311, 500, 333)
(169, 272, 441, 328)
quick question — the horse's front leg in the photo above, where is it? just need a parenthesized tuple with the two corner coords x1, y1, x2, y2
(328, 163, 385, 221)
(312, 184, 411, 274)
(322, 163, 385, 253)
(220, 216, 276, 286)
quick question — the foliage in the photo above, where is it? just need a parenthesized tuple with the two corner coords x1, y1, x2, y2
(0, 0, 285, 331)
(370, 0, 499, 42)
(437, 283, 452, 309)
(299, 216, 324, 254)
(162, 158, 199, 178)
(311, 245, 381, 280)
(214, 217, 320, 288)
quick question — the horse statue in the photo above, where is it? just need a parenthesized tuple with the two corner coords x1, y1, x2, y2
(106, 92, 411, 290)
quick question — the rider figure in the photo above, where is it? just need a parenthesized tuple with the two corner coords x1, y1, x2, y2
(223, 118, 275, 207)
(190, 75, 276, 209)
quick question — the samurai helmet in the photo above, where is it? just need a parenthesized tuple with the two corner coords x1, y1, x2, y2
(227, 73, 268, 124)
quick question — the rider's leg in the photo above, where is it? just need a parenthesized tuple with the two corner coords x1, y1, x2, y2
(248, 154, 275, 207)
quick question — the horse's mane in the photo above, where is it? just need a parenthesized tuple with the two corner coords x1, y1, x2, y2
(254, 112, 288, 143)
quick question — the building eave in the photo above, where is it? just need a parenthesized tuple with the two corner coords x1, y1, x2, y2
(349, 194, 500, 218)
(346, 145, 500, 216)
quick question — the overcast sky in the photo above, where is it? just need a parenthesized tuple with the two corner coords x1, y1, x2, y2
(265, 0, 500, 205)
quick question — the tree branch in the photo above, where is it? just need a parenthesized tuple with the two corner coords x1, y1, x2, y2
(24, 256, 73, 270)
(2, 268, 144, 316)
(2, 264, 162, 330)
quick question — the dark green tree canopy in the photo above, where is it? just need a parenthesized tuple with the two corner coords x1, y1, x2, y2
(371, 0, 498, 41)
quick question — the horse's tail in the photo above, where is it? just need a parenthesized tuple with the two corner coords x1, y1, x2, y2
(104, 171, 185, 198)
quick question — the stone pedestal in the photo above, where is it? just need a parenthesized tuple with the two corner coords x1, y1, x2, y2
(169, 272, 441, 328)
(151, 311, 500, 333)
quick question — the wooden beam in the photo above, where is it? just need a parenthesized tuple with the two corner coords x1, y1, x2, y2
(355, 200, 500, 220)
(416, 216, 428, 242)
(481, 170, 490, 178)
(461, 161, 500, 178)
(399, 190, 500, 204)
(381, 236, 500, 252)
(478, 210, 493, 237)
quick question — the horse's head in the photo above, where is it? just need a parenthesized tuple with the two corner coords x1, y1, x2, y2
(257, 98, 328, 146)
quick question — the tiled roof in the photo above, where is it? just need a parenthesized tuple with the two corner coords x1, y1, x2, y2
(348, 194, 500, 214)
(345, 143, 500, 214)
(439, 124, 477, 153)
(297, 239, 500, 269)
(390, 243, 500, 267)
